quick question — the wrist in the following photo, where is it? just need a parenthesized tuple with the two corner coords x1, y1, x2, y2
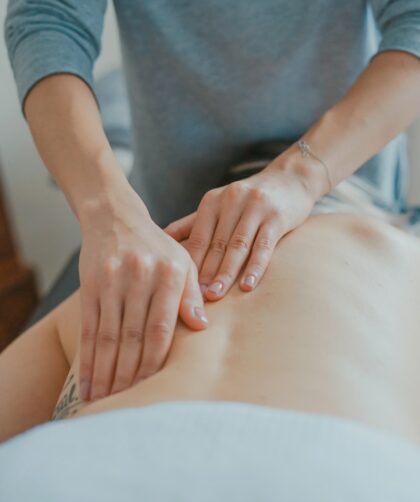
(268, 143, 332, 201)
(79, 185, 150, 234)
(72, 150, 148, 225)
(77, 163, 150, 232)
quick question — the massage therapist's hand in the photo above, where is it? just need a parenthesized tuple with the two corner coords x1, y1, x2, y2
(165, 153, 323, 300)
(78, 184, 208, 402)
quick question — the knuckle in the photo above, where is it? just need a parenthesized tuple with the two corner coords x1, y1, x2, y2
(229, 233, 249, 251)
(210, 237, 227, 253)
(102, 257, 121, 286)
(97, 329, 119, 346)
(164, 221, 176, 233)
(226, 182, 240, 198)
(122, 327, 144, 343)
(219, 269, 234, 282)
(158, 258, 180, 275)
(124, 251, 144, 275)
(81, 327, 96, 342)
(160, 257, 175, 271)
(202, 188, 218, 203)
(187, 235, 207, 251)
(149, 320, 172, 343)
(141, 253, 156, 272)
(249, 187, 266, 202)
(269, 207, 286, 226)
(247, 262, 265, 276)
(255, 237, 274, 252)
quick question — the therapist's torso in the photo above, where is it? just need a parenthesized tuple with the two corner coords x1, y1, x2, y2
(6, 0, 417, 223)
(114, 0, 409, 224)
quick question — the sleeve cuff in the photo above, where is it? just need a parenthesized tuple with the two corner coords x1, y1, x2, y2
(376, 25, 420, 60)
(10, 30, 97, 112)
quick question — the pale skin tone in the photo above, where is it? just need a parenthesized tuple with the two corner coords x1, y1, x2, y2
(1, 211, 420, 444)
(24, 50, 420, 402)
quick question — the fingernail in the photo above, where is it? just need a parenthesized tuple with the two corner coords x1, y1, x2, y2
(194, 306, 208, 324)
(80, 381, 91, 401)
(200, 284, 208, 295)
(208, 281, 223, 295)
(243, 274, 256, 289)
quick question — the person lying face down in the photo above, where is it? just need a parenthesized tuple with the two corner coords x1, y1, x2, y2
(1, 179, 420, 445)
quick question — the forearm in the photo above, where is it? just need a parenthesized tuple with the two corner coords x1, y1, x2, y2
(283, 51, 420, 198)
(24, 74, 144, 221)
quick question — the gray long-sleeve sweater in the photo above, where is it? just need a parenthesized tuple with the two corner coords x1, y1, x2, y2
(5, 1, 420, 225)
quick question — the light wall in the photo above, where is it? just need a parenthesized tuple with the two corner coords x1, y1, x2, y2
(0, 1, 122, 293)
(0, 0, 419, 295)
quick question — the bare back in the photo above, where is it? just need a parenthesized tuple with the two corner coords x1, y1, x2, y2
(55, 213, 420, 443)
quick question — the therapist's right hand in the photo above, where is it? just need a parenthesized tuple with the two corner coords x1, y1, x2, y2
(78, 184, 208, 402)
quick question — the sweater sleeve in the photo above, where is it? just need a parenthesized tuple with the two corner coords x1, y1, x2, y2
(369, 0, 420, 58)
(4, 0, 108, 109)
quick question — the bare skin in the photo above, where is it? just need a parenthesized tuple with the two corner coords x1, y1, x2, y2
(1, 212, 419, 444)
(23, 50, 420, 402)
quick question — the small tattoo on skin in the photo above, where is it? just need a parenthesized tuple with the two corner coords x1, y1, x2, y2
(52, 372, 82, 420)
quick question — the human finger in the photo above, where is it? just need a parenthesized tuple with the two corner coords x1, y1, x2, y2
(183, 190, 219, 271)
(240, 218, 285, 292)
(134, 261, 185, 381)
(205, 207, 261, 300)
(178, 261, 209, 329)
(164, 212, 196, 242)
(110, 258, 153, 394)
(200, 183, 245, 298)
(79, 285, 100, 401)
(90, 262, 123, 400)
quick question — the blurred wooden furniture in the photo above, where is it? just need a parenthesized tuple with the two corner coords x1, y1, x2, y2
(0, 166, 38, 352)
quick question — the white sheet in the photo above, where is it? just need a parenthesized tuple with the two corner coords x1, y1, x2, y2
(1, 401, 419, 501)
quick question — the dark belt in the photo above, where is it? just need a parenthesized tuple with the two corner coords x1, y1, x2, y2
(224, 140, 295, 184)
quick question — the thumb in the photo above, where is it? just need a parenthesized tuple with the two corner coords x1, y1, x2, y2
(164, 212, 196, 242)
(179, 262, 209, 330)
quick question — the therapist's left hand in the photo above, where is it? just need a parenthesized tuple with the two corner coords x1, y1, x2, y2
(164, 152, 323, 300)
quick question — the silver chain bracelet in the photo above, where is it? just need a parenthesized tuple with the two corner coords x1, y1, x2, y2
(297, 139, 333, 192)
